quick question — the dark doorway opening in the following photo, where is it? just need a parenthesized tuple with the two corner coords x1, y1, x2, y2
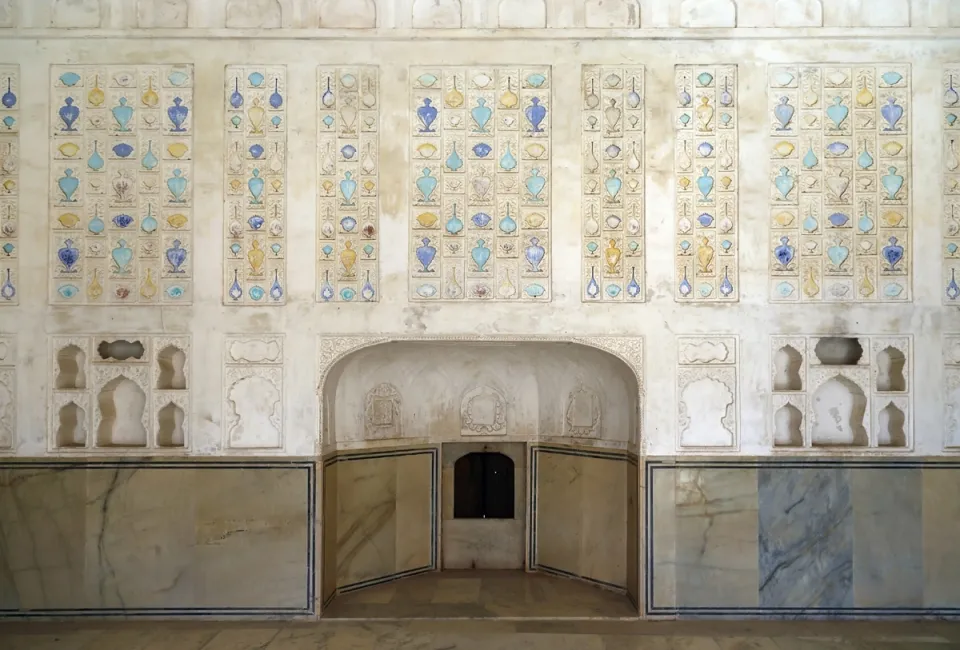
(454, 452, 515, 519)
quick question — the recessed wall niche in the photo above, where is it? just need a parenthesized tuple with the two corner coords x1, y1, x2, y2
(49, 335, 190, 452)
(0, 334, 15, 450)
(223, 334, 283, 450)
(676, 336, 738, 450)
(770, 335, 911, 451)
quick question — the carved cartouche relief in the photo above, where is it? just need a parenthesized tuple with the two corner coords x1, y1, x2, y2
(364, 382, 402, 440)
(461, 385, 507, 436)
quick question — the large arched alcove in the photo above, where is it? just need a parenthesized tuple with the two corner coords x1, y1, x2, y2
(318, 336, 642, 619)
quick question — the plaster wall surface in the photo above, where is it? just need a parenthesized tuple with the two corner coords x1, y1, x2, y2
(0, 0, 956, 458)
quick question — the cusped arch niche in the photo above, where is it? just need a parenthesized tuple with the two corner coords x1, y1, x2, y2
(137, 0, 189, 28)
(585, 0, 640, 27)
(319, 336, 642, 451)
(52, 0, 102, 28)
(412, 0, 462, 28)
(499, 0, 546, 27)
(678, 0, 737, 27)
(320, 0, 376, 28)
(226, 0, 282, 28)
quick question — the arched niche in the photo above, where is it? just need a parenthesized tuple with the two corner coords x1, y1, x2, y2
(412, 0, 462, 28)
(52, 0, 102, 28)
(57, 402, 87, 447)
(320, 337, 641, 452)
(57, 345, 87, 389)
(773, 0, 821, 26)
(97, 376, 147, 447)
(814, 337, 863, 365)
(876, 346, 906, 392)
(226, 0, 282, 28)
(454, 451, 515, 519)
(773, 403, 802, 447)
(877, 402, 906, 447)
(499, 0, 545, 27)
(585, 0, 639, 27)
(773, 345, 803, 391)
(137, 0, 188, 27)
(811, 375, 867, 446)
(0, 0, 16, 27)
(855, 0, 908, 27)
(320, 0, 376, 27)
(157, 402, 185, 447)
(157, 345, 187, 390)
(679, 0, 737, 27)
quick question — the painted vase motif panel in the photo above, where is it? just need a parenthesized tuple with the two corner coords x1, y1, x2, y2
(0, 66, 18, 306)
(674, 65, 739, 302)
(50, 65, 194, 304)
(409, 67, 552, 301)
(581, 65, 644, 302)
(943, 67, 960, 304)
(768, 65, 911, 303)
(223, 66, 287, 305)
(317, 67, 379, 303)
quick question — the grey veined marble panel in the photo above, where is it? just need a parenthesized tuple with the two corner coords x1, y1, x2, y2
(758, 466, 853, 609)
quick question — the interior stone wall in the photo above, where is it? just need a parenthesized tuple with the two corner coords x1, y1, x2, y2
(0, 0, 955, 460)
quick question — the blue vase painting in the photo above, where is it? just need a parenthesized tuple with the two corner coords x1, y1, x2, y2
(445, 144, 463, 172)
(416, 237, 437, 272)
(774, 167, 795, 200)
(586, 266, 600, 298)
(416, 169, 438, 203)
(167, 97, 189, 132)
(626, 268, 641, 298)
(696, 168, 714, 200)
(605, 170, 622, 202)
(881, 97, 903, 131)
(230, 78, 243, 109)
(112, 97, 134, 132)
(112, 239, 133, 273)
(525, 97, 546, 133)
(269, 79, 283, 109)
(525, 237, 545, 272)
(58, 239, 80, 272)
(166, 240, 187, 273)
(59, 97, 80, 132)
(270, 270, 283, 301)
(340, 172, 357, 206)
(1, 78, 15, 109)
(882, 237, 904, 270)
(882, 167, 903, 200)
(0, 268, 14, 301)
(58, 169, 79, 202)
(417, 98, 438, 133)
(229, 270, 243, 301)
(526, 169, 546, 202)
(471, 98, 492, 132)
(141, 141, 159, 170)
(248, 169, 264, 204)
(773, 96, 794, 130)
(87, 142, 104, 171)
(948, 270, 960, 301)
(826, 97, 848, 129)
(719, 268, 734, 297)
(471, 239, 491, 272)
(167, 168, 187, 203)
(774, 236, 794, 267)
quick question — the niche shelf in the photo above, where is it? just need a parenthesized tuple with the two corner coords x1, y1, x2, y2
(770, 335, 911, 452)
(49, 335, 190, 453)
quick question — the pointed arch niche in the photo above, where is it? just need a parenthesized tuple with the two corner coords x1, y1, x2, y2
(96, 375, 148, 447)
(318, 335, 642, 617)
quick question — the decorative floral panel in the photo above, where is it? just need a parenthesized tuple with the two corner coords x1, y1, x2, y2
(50, 65, 194, 304)
(223, 66, 287, 305)
(944, 67, 960, 302)
(409, 67, 552, 301)
(581, 65, 645, 302)
(674, 65, 739, 302)
(0, 66, 18, 305)
(317, 66, 379, 303)
(768, 65, 911, 303)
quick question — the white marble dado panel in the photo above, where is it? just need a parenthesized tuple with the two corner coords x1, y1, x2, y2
(677, 336, 739, 450)
(768, 64, 912, 303)
(320, 337, 641, 451)
(223, 334, 283, 450)
(50, 65, 194, 305)
(317, 66, 379, 302)
(49, 334, 190, 453)
(0, 65, 18, 305)
(0, 335, 15, 450)
(770, 335, 912, 452)
(223, 65, 286, 305)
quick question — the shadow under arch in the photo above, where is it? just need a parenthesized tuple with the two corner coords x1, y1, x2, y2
(317, 335, 643, 620)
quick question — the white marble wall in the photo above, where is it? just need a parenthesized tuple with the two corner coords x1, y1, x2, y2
(0, 0, 958, 458)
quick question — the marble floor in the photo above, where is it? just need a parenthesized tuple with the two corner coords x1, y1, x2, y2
(323, 570, 638, 619)
(0, 620, 958, 649)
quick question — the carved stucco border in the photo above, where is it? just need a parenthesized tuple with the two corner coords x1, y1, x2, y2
(316, 334, 644, 448)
